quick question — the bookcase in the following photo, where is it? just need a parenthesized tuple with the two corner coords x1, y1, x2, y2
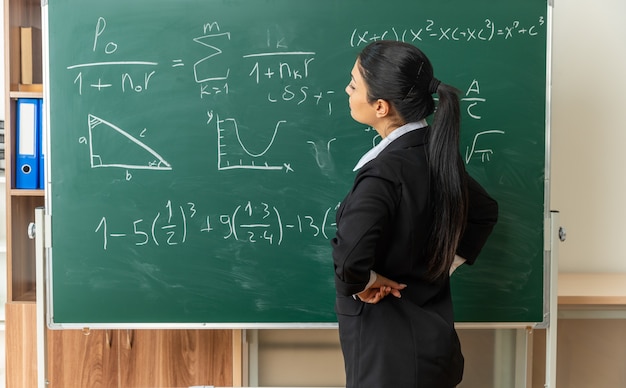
(4, 0, 44, 386)
(4, 1, 239, 387)
(5, 0, 43, 299)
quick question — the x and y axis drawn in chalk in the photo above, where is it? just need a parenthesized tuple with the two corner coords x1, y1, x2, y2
(211, 111, 291, 172)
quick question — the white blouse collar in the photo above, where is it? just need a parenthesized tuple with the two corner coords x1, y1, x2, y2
(353, 119, 428, 171)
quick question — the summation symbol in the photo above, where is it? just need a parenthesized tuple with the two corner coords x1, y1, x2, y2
(193, 31, 231, 83)
(87, 114, 172, 170)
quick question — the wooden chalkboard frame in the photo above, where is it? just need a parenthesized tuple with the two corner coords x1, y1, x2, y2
(43, 0, 552, 328)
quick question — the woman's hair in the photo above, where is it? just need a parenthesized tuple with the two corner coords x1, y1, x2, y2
(357, 40, 468, 279)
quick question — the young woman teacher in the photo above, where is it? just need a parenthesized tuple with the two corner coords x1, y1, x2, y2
(332, 41, 499, 387)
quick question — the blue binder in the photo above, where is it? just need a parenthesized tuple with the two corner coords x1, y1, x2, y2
(38, 98, 45, 189)
(15, 98, 40, 189)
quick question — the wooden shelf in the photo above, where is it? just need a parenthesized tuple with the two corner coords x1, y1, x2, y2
(4, 5, 44, 387)
(13, 288, 36, 302)
(6, 302, 37, 388)
(10, 188, 44, 196)
(9, 89, 43, 99)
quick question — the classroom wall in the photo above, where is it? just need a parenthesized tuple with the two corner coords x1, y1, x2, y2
(550, 0, 626, 272)
(537, 2, 626, 387)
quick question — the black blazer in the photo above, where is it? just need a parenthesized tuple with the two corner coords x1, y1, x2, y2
(331, 127, 498, 387)
(333, 127, 498, 301)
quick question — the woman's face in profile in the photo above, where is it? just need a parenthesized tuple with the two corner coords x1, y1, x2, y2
(345, 60, 378, 127)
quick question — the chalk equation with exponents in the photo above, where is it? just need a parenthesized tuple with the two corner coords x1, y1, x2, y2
(94, 200, 339, 250)
(349, 17, 545, 47)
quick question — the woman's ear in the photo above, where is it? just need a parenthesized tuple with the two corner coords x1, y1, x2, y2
(374, 99, 391, 118)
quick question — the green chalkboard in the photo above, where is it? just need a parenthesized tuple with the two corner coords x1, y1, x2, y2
(46, 0, 549, 326)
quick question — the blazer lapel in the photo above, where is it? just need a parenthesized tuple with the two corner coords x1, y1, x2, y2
(335, 127, 429, 221)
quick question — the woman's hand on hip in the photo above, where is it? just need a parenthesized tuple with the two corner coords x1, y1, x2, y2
(356, 274, 407, 304)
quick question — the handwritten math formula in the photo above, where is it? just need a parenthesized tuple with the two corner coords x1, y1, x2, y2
(47, 1, 549, 325)
(59, 7, 546, 181)
(349, 17, 545, 47)
(94, 200, 339, 250)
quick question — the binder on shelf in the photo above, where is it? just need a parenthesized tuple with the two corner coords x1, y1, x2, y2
(38, 98, 45, 189)
(15, 98, 40, 189)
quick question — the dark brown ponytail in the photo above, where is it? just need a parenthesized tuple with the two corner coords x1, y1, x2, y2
(357, 41, 468, 279)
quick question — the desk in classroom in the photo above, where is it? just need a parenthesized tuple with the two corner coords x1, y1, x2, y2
(547, 273, 626, 387)
(558, 273, 626, 318)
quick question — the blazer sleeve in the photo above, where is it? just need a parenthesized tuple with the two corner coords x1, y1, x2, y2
(456, 174, 499, 264)
(332, 168, 398, 296)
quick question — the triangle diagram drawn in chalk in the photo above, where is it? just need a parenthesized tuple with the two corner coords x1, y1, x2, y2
(88, 114, 172, 170)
